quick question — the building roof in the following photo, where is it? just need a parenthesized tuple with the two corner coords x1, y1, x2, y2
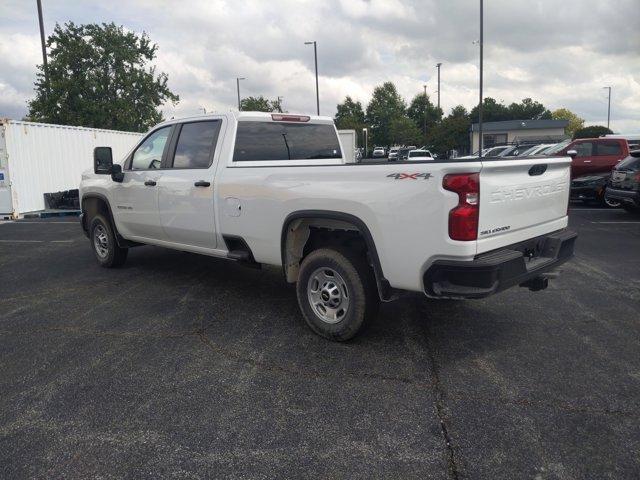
(470, 119, 568, 132)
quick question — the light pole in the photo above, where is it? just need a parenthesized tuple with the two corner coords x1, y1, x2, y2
(362, 128, 368, 159)
(423, 84, 427, 137)
(478, 0, 484, 158)
(36, 0, 48, 93)
(277, 96, 283, 112)
(305, 41, 320, 115)
(603, 86, 611, 129)
(436, 63, 442, 110)
(236, 77, 245, 111)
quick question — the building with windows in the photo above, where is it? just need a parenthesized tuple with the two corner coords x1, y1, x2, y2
(470, 119, 568, 152)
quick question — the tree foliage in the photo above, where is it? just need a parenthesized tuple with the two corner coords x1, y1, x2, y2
(240, 96, 283, 112)
(507, 98, 552, 120)
(365, 82, 406, 147)
(407, 93, 443, 138)
(428, 105, 471, 154)
(469, 97, 510, 123)
(28, 22, 179, 132)
(552, 108, 585, 137)
(469, 97, 551, 123)
(389, 116, 422, 146)
(334, 96, 367, 145)
(573, 125, 613, 139)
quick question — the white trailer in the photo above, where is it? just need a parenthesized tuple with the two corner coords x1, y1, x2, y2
(0, 119, 141, 218)
(338, 129, 357, 163)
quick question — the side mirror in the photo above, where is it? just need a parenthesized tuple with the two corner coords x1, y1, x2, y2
(94, 146, 113, 174)
(566, 149, 578, 158)
(111, 164, 124, 183)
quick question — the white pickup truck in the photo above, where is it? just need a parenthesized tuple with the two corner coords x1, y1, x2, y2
(80, 112, 577, 341)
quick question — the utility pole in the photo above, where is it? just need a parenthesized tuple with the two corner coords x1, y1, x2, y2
(478, 0, 484, 158)
(603, 86, 611, 129)
(236, 77, 245, 111)
(305, 41, 320, 115)
(36, 0, 49, 92)
(436, 63, 442, 110)
(423, 84, 427, 137)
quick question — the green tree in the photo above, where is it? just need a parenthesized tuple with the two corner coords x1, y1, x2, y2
(429, 105, 471, 154)
(240, 95, 283, 112)
(334, 96, 367, 145)
(389, 116, 422, 146)
(28, 22, 179, 132)
(365, 82, 406, 146)
(507, 98, 552, 120)
(573, 125, 613, 139)
(552, 108, 585, 137)
(469, 97, 552, 123)
(406, 92, 443, 140)
(469, 97, 510, 123)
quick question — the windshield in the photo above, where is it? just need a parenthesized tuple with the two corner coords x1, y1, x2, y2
(544, 139, 571, 155)
(518, 145, 538, 156)
(485, 146, 509, 156)
(617, 153, 640, 170)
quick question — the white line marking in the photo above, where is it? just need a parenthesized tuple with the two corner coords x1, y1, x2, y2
(572, 209, 625, 212)
(51, 240, 74, 243)
(0, 239, 44, 243)
(590, 221, 640, 224)
(12, 221, 79, 224)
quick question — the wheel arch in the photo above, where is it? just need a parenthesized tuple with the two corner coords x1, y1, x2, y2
(280, 210, 391, 301)
(81, 193, 135, 248)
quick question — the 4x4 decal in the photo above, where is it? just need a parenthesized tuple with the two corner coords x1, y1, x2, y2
(387, 172, 432, 180)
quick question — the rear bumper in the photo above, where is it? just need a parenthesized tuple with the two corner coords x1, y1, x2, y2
(423, 228, 577, 299)
(605, 187, 640, 206)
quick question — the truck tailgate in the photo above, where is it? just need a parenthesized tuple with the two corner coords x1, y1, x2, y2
(477, 156, 571, 254)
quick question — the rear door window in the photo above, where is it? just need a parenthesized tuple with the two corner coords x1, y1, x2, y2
(233, 122, 341, 162)
(596, 141, 622, 156)
(170, 121, 221, 169)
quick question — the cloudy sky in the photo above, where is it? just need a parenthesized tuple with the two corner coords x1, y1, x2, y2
(1, 0, 639, 132)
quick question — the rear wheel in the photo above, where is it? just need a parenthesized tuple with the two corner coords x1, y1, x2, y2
(90, 214, 128, 267)
(296, 247, 379, 341)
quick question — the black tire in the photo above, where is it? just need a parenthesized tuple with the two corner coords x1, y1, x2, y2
(601, 190, 621, 208)
(89, 213, 128, 267)
(296, 247, 379, 341)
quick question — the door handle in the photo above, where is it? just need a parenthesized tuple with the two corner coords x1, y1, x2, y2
(194, 180, 211, 187)
(144, 180, 157, 186)
(583, 160, 591, 163)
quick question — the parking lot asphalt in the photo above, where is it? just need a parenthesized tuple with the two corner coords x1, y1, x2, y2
(1, 207, 639, 479)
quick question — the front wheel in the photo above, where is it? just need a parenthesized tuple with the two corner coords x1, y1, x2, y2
(296, 247, 379, 341)
(90, 214, 128, 267)
(602, 188, 621, 208)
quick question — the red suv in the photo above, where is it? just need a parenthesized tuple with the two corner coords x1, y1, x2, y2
(550, 138, 630, 178)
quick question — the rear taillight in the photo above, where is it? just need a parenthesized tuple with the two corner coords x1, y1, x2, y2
(443, 173, 479, 241)
(634, 172, 640, 182)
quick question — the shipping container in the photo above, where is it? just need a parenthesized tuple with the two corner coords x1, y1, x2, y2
(0, 119, 142, 217)
(338, 129, 357, 164)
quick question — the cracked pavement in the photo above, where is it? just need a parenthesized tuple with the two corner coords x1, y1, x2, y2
(1, 207, 639, 479)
